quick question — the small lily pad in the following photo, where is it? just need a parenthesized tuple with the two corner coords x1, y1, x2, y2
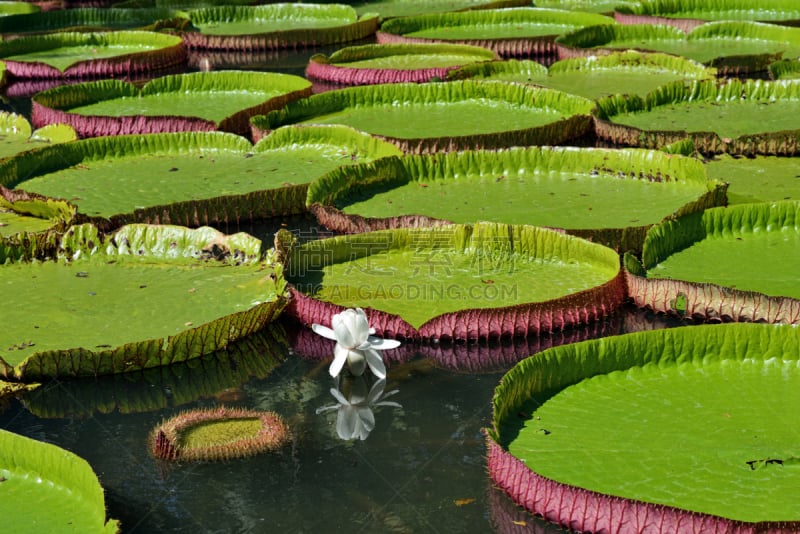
(377, 7, 615, 58)
(0, 30, 186, 79)
(1, 128, 400, 228)
(0, 223, 286, 380)
(254, 80, 594, 154)
(181, 4, 379, 50)
(595, 78, 800, 155)
(278, 222, 625, 340)
(615, 0, 800, 33)
(489, 323, 800, 531)
(31, 71, 312, 137)
(0, 429, 120, 533)
(628, 201, 800, 322)
(306, 43, 497, 86)
(556, 21, 800, 76)
(306, 146, 726, 252)
(448, 50, 716, 99)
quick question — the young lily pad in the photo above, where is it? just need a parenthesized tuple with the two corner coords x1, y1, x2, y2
(306, 146, 726, 252)
(253, 80, 594, 154)
(305, 43, 497, 86)
(0, 429, 120, 533)
(0, 223, 287, 380)
(0, 7, 188, 37)
(0, 110, 76, 159)
(31, 71, 312, 137)
(615, 0, 800, 33)
(448, 50, 716, 99)
(1, 128, 400, 228)
(150, 406, 290, 461)
(377, 7, 615, 58)
(180, 4, 379, 50)
(277, 222, 626, 341)
(21, 325, 287, 418)
(348, 0, 529, 19)
(628, 201, 800, 322)
(556, 21, 800, 76)
(0, 30, 186, 79)
(488, 323, 800, 531)
(595, 78, 800, 155)
(704, 154, 800, 205)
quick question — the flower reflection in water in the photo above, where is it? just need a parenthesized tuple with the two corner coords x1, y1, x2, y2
(316, 376, 401, 441)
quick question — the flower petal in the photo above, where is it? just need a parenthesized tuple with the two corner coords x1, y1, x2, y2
(332, 312, 358, 348)
(356, 407, 375, 440)
(311, 324, 337, 341)
(336, 406, 359, 440)
(364, 348, 386, 379)
(329, 344, 349, 377)
(367, 336, 401, 350)
(347, 349, 367, 376)
(329, 386, 349, 405)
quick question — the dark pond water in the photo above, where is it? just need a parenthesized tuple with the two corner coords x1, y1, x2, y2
(0, 41, 694, 533)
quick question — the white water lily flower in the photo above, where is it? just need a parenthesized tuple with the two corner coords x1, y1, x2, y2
(311, 308, 401, 378)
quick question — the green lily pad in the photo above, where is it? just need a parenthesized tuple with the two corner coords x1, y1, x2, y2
(0, 2, 39, 16)
(627, 201, 800, 321)
(704, 154, 800, 205)
(448, 50, 716, 99)
(1, 128, 400, 228)
(0, 223, 286, 380)
(0, 111, 76, 161)
(279, 222, 625, 340)
(615, 0, 800, 33)
(0, 429, 120, 533)
(348, 0, 529, 19)
(31, 71, 312, 137)
(254, 80, 594, 154)
(556, 21, 800, 76)
(0, 30, 186, 78)
(306, 43, 497, 85)
(489, 323, 800, 531)
(769, 57, 800, 80)
(0, 7, 188, 37)
(181, 4, 379, 50)
(595, 78, 800, 155)
(306, 146, 726, 252)
(377, 7, 615, 58)
(533, 0, 641, 14)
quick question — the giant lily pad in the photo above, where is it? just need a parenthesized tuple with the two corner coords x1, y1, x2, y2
(769, 57, 800, 80)
(0, 128, 400, 228)
(0, 429, 120, 533)
(488, 323, 800, 531)
(594, 78, 800, 155)
(0, 2, 39, 16)
(253, 80, 594, 154)
(31, 71, 312, 137)
(306, 146, 726, 252)
(180, 4, 379, 50)
(348, 0, 529, 19)
(277, 222, 626, 340)
(556, 21, 800, 76)
(447, 50, 716, 99)
(628, 201, 800, 322)
(377, 8, 615, 58)
(0, 223, 287, 380)
(704, 154, 800, 205)
(305, 43, 498, 86)
(0, 30, 186, 79)
(533, 0, 641, 14)
(615, 0, 800, 33)
(0, 7, 188, 37)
